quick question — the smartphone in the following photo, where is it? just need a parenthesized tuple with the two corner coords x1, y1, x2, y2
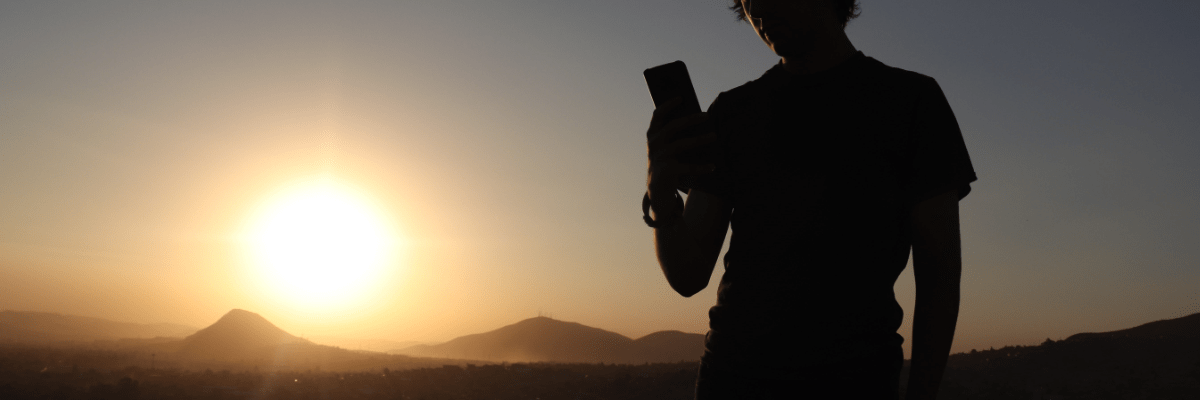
(643, 60, 713, 169)
(643, 60, 703, 124)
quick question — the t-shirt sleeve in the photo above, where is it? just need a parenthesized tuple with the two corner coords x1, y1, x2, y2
(909, 77, 977, 203)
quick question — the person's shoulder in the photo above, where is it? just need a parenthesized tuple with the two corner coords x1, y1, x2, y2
(861, 56, 941, 91)
(707, 65, 783, 113)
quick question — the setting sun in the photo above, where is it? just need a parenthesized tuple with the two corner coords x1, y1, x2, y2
(245, 178, 398, 308)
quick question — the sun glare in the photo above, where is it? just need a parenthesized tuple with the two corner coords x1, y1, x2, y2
(246, 178, 397, 308)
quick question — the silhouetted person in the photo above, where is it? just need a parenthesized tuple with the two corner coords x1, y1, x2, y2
(643, 1, 975, 399)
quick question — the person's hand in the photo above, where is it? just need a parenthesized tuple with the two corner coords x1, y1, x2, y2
(645, 97, 716, 218)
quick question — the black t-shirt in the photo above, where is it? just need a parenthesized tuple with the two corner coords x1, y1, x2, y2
(690, 52, 977, 375)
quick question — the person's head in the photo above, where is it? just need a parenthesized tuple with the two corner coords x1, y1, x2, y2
(729, 0, 860, 58)
(730, 0, 860, 28)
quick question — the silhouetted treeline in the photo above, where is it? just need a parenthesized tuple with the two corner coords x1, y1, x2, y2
(919, 335, 1200, 399)
(4, 340, 1200, 399)
(0, 354, 696, 399)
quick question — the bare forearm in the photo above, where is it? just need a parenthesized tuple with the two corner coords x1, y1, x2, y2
(653, 225, 706, 296)
(649, 188, 723, 297)
(648, 186, 698, 267)
(653, 213, 701, 269)
(906, 285, 959, 399)
(906, 189, 962, 400)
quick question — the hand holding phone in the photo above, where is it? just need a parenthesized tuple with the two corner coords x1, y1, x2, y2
(644, 60, 715, 163)
(643, 60, 717, 194)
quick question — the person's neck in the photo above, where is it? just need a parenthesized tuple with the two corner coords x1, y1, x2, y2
(780, 29, 858, 75)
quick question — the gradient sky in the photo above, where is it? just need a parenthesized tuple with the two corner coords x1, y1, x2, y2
(2, 0, 1198, 358)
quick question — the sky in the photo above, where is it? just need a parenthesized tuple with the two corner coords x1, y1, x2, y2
(1, 0, 1199, 358)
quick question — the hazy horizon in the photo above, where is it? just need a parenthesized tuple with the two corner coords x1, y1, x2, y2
(3, 0, 1199, 360)
(4, 303, 1195, 355)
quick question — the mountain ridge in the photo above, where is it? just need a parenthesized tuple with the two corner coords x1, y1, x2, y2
(176, 309, 310, 360)
(1064, 312, 1200, 341)
(934, 312, 1200, 396)
(396, 312, 1200, 365)
(393, 316, 705, 363)
(0, 310, 197, 342)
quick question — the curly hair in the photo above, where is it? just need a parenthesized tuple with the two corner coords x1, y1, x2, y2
(730, 0, 861, 28)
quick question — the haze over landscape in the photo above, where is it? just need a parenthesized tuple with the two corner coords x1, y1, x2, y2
(2, 309, 1196, 398)
(2, 0, 1199, 366)
(3, 308, 1198, 368)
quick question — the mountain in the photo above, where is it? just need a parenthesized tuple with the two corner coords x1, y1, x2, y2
(394, 317, 705, 364)
(162, 309, 473, 371)
(175, 309, 311, 360)
(629, 330, 707, 363)
(1064, 312, 1200, 341)
(0, 310, 197, 343)
(309, 337, 425, 353)
(932, 312, 1200, 398)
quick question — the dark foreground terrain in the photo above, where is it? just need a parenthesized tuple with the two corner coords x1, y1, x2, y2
(0, 345, 696, 400)
(4, 310, 1199, 398)
(3, 344, 1200, 400)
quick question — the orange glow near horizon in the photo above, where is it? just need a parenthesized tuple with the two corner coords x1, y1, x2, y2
(243, 177, 401, 312)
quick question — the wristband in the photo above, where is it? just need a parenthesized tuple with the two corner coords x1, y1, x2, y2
(642, 191, 684, 228)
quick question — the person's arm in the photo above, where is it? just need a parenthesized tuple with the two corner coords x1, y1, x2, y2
(644, 98, 731, 297)
(651, 188, 731, 297)
(905, 188, 962, 400)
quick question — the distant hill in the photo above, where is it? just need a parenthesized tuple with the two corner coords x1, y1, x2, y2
(175, 309, 311, 360)
(1064, 312, 1200, 341)
(140, 309, 479, 372)
(309, 337, 425, 353)
(629, 330, 707, 363)
(932, 312, 1200, 398)
(394, 317, 704, 364)
(0, 310, 196, 343)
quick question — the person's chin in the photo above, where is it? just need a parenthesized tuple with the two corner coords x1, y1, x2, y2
(771, 37, 813, 59)
(771, 42, 798, 58)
